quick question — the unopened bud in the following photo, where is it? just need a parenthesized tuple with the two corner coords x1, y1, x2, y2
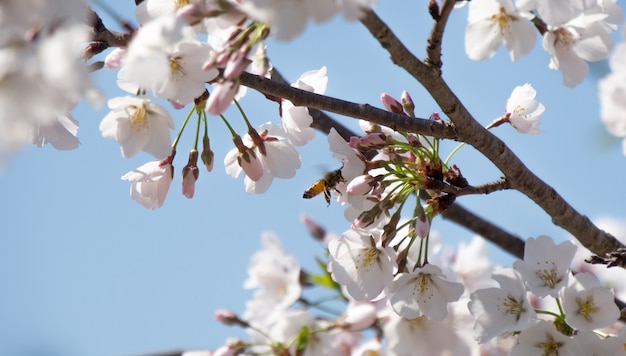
(300, 214, 326, 242)
(359, 120, 381, 134)
(380, 93, 404, 115)
(401, 90, 415, 117)
(206, 80, 239, 115)
(201, 136, 214, 172)
(182, 150, 200, 199)
(347, 174, 374, 196)
(429, 112, 441, 121)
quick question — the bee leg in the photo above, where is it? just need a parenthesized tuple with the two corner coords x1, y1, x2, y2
(323, 189, 331, 206)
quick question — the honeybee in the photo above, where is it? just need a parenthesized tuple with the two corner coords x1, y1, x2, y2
(303, 168, 345, 206)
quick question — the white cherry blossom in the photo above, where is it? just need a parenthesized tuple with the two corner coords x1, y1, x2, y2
(281, 66, 328, 146)
(99, 96, 174, 159)
(224, 123, 301, 194)
(465, 0, 536, 61)
(32, 114, 80, 151)
(510, 320, 580, 355)
(118, 14, 218, 105)
(468, 267, 536, 343)
(327, 227, 396, 301)
(560, 272, 620, 331)
(388, 263, 464, 320)
(513, 235, 576, 297)
(243, 232, 302, 310)
(599, 32, 626, 155)
(121, 159, 173, 209)
(505, 83, 545, 134)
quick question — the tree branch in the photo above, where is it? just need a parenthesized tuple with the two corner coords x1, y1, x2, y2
(239, 72, 458, 140)
(359, 9, 625, 258)
(426, 177, 512, 197)
(425, 0, 456, 69)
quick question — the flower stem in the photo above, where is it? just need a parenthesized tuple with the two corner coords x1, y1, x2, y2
(171, 105, 195, 151)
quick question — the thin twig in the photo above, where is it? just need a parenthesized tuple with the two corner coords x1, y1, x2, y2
(427, 178, 512, 197)
(425, 0, 456, 70)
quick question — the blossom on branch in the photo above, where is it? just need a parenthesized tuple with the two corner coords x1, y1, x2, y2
(99, 96, 174, 159)
(121, 159, 174, 210)
(513, 235, 576, 297)
(118, 14, 218, 105)
(505, 83, 545, 134)
(468, 267, 535, 343)
(560, 272, 620, 331)
(464, 0, 536, 61)
(281, 66, 328, 146)
(388, 263, 464, 320)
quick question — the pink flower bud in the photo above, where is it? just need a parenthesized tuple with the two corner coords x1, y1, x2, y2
(347, 174, 374, 196)
(300, 214, 326, 242)
(214, 309, 238, 324)
(414, 211, 430, 239)
(429, 112, 441, 121)
(224, 49, 250, 80)
(380, 93, 404, 114)
(181, 166, 198, 198)
(206, 80, 238, 115)
(360, 132, 387, 147)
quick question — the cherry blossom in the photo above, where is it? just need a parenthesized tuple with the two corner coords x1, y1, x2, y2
(468, 268, 535, 343)
(536, 1, 622, 87)
(99, 96, 174, 159)
(243, 232, 302, 310)
(388, 263, 464, 320)
(599, 32, 626, 155)
(505, 83, 545, 134)
(383, 312, 472, 355)
(327, 227, 396, 301)
(560, 272, 620, 331)
(121, 159, 174, 209)
(224, 123, 301, 194)
(118, 14, 218, 105)
(513, 235, 576, 297)
(464, 0, 536, 61)
(31, 114, 80, 151)
(281, 67, 328, 146)
(0, 0, 96, 166)
(510, 320, 580, 355)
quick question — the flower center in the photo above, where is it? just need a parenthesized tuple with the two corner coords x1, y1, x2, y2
(170, 57, 186, 79)
(576, 295, 599, 322)
(174, 0, 189, 9)
(491, 5, 515, 36)
(535, 262, 561, 289)
(500, 295, 527, 321)
(535, 334, 564, 356)
(553, 28, 579, 50)
(355, 247, 379, 272)
(130, 103, 149, 131)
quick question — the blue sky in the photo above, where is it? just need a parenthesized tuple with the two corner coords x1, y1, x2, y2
(1, 1, 625, 356)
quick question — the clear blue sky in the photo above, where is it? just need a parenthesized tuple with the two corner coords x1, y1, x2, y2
(1, 1, 625, 356)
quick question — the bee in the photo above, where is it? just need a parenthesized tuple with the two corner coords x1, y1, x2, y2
(303, 168, 345, 206)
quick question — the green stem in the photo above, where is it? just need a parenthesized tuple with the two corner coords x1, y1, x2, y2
(219, 114, 239, 139)
(535, 309, 561, 318)
(555, 297, 565, 317)
(233, 98, 254, 131)
(171, 106, 196, 150)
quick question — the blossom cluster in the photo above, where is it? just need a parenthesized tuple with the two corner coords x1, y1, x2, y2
(180, 231, 625, 355)
(465, 0, 623, 87)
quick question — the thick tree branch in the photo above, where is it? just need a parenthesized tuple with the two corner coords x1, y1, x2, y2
(359, 9, 625, 257)
(239, 72, 458, 140)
